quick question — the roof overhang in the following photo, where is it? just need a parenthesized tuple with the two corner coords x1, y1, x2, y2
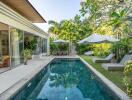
(1, 0, 46, 23)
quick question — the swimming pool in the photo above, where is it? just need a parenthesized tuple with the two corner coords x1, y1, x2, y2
(11, 58, 120, 100)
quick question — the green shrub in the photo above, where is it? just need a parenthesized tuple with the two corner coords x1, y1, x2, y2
(123, 60, 132, 96)
(63, 44, 69, 51)
(24, 49, 32, 64)
(24, 37, 37, 51)
(111, 38, 130, 61)
(50, 43, 69, 54)
(92, 43, 112, 57)
(50, 43, 58, 53)
(58, 44, 69, 51)
(76, 44, 91, 54)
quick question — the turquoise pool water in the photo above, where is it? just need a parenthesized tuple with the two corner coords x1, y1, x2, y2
(11, 59, 120, 100)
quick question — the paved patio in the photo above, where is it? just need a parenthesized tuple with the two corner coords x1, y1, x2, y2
(0, 67, 10, 74)
(0, 56, 54, 99)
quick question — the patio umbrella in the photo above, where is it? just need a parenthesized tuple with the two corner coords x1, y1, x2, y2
(77, 33, 119, 44)
(77, 33, 119, 56)
(78, 34, 106, 44)
(53, 39, 69, 43)
(104, 35, 119, 42)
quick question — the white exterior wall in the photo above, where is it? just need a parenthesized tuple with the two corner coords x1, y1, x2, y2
(0, 2, 49, 39)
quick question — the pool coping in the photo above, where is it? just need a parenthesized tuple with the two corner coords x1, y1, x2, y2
(79, 56, 131, 100)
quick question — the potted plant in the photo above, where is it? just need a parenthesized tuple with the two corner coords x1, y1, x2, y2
(24, 49, 32, 65)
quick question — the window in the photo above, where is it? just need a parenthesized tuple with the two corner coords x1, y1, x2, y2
(0, 22, 10, 68)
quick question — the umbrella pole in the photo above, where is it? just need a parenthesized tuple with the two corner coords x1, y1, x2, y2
(69, 42, 71, 55)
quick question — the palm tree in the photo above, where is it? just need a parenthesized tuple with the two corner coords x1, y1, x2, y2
(48, 20, 61, 36)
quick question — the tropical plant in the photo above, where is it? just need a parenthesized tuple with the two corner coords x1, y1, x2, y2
(76, 44, 91, 55)
(123, 60, 132, 96)
(111, 38, 130, 61)
(58, 44, 69, 51)
(48, 21, 61, 36)
(24, 49, 32, 65)
(92, 43, 112, 57)
(24, 36, 37, 51)
(48, 15, 92, 43)
(109, 8, 130, 37)
(50, 43, 58, 54)
(80, 0, 131, 37)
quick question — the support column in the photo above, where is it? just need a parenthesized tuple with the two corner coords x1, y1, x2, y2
(47, 36, 50, 55)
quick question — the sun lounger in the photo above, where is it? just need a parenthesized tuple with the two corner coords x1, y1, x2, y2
(102, 54, 132, 71)
(84, 51, 93, 56)
(52, 51, 57, 55)
(92, 53, 115, 63)
(62, 51, 68, 55)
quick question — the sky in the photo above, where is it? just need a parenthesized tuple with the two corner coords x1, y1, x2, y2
(29, 0, 81, 32)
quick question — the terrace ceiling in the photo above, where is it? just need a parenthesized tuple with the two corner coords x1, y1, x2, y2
(1, 0, 46, 23)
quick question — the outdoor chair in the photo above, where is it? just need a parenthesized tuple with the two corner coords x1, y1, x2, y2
(102, 54, 132, 71)
(57, 51, 60, 55)
(0, 56, 10, 68)
(92, 53, 115, 63)
(52, 51, 57, 55)
(58, 51, 63, 56)
(63, 51, 67, 55)
(61, 51, 64, 55)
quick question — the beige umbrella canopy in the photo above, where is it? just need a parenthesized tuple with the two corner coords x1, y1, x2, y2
(78, 33, 119, 44)
(54, 39, 69, 43)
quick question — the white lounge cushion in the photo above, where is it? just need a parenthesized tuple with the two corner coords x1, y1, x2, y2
(105, 53, 115, 60)
(102, 54, 132, 71)
(84, 51, 93, 56)
(102, 63, 124, 71)
(92, 53, 115, 63)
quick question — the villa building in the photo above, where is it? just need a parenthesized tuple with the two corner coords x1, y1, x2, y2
(0, 1, 49, 71)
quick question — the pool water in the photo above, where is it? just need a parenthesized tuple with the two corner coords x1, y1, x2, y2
(11, 59, 120, 100)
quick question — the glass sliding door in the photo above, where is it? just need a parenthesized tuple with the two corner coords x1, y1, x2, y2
(40, 38, 47, 53)
(40, 38, 43, 53)
(34, 37, 47, 54)
(10, 27, 24, 67)
(43, 38, 47, 53)
(35, 36, 41, 54)
(0, 22, 10, 68)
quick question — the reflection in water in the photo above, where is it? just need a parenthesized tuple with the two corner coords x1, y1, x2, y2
(11, 59, 120, 100)
(49, 61, 79, 88)
(35, 59, 118, 100)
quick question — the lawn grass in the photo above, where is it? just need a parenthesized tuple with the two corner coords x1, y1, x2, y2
(80, 55, 127, 93)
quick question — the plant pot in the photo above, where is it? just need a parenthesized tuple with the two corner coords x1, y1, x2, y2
(24, 59, 28, 65)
